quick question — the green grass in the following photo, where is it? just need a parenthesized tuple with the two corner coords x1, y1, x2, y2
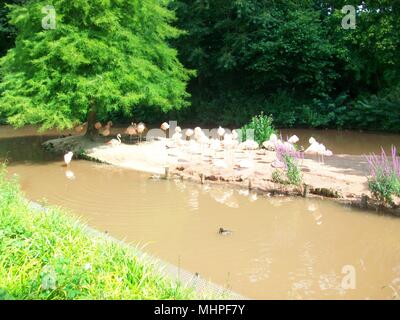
(0, 166, 201, 300)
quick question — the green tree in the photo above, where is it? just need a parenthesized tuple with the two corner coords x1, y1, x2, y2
(0, 0, 193, 136)
(0, 0, 27, 57)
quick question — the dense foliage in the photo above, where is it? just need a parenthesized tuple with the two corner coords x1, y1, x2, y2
(0, 0, 193, 132)
(0, 0, 399, 131)
(170, 0, 400, 131)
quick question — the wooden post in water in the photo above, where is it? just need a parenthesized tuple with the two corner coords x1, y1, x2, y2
(164, 167, 169, 180)
(200, 173, 205, 184)
(361, 194, 368, 209)
(302, 183, 309, 198)
(248, 179, 252, 191)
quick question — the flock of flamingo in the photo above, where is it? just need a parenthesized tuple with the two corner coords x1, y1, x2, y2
(65, 121, 333, 176)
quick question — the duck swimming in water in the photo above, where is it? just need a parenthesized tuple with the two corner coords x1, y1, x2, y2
(218, 227, 233, 236)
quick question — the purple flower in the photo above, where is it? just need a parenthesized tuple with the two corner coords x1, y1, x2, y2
(365, 145, 400, 179)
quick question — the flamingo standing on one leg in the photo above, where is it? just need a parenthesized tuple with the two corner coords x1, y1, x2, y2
(217, 126, 225, 141)
(185, 129, 194, 141)
(160, 122, 170, 138)
(126, 122, 137, 143)
(137, 122, 146, 143)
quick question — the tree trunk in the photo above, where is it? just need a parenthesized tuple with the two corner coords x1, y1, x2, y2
(85, 103, 97, 141)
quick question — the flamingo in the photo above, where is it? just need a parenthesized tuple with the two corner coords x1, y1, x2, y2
(64, 151, 73, 167)
(217, 126, 225, 141)
(175, 126, 182, 134)
(94, 122, 102, 130)
(74, 122, 87, 134)
(305, 138, 333, 163)
(160, 122, 169, 138)
(126, 122, 137, 142)
(106, 134, 122, 146)
(232, 129, 239, 141)
(185, 129, 194, 141)
(171, 131, 183, 144)
(160, 122, 169, 131)
(263, 133, 280, 151)
(317, 144, 333, 163)
(288, 135, 299, 144)
(137, 122, 146, 142)
(223, 134, 235, 164)
(194, 127, 203, 141)
(100, 121, 112, 137)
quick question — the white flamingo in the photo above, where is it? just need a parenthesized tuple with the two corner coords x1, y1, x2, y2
(137, 122, 146, 142)
(185, 129, 194, 141)
(217, 126, 225, 140)
(106, 134, 122, 146)
(160, 122, 169, 138)
(160, 122, 169, 131)
(232, 129, 239, 141)
(288, 135, 299, 144)
(64, 151, 73, 167)
(175, 126, 182, 134)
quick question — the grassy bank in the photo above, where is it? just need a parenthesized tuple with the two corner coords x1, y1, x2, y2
(0, 166, 199, 300)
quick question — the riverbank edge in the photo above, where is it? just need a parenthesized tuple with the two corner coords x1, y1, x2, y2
(42, 135, 400, 217)
(28, 202, 245, 300)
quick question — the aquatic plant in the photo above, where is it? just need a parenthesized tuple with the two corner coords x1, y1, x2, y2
(240, 113, 276, 145)
(283, 155, 303, 186)
(366, 146, 400, 205)
(271, 141, 303, 186)
(0, 166, 205, 300)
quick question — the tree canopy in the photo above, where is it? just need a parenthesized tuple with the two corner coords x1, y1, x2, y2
(0, 0, 193, 131)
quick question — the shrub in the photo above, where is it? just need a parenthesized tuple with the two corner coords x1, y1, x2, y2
(366, 146, 400, 205)
(240, 112, 276, 145)
(284, 155, 302, 186)
(271, 140, 303, 186)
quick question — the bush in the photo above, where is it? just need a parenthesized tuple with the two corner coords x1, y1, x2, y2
(240, 112, 276, 145)
(284, 155, 303, 186)
(366, 146, 400, 205)
(271, 155, 302, 186)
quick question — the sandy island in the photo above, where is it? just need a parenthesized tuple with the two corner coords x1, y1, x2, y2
(42, 135, 400, 216)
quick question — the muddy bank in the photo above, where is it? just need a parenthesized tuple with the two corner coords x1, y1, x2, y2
(42, 135, 400, 216)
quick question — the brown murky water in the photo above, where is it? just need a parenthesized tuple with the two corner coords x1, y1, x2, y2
(1, 126, 400, 299)
(279, 129, 400, 155)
